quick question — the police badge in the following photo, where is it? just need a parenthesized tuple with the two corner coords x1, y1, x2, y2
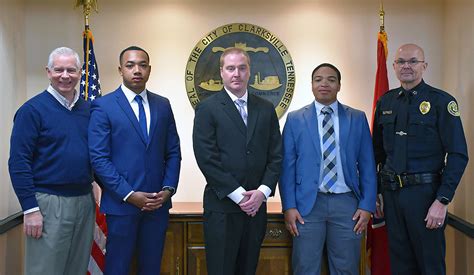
(419, 101, 431, 115)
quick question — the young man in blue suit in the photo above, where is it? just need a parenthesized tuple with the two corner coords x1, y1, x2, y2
(88, 46, 181, 275)
(279, 63, 376, 275)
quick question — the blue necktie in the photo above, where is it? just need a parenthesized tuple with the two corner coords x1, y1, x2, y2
(235, 99, 248, 126)
(321, 106, 337, 192)
(134, 95, 148, 142)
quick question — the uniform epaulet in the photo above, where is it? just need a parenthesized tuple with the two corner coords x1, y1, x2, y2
(423, 84, 454, 100)
(379, 88, 399, 99)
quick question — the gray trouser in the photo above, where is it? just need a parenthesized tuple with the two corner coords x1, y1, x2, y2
(25, 192, 95, 275)
(292, 192, 361, 275)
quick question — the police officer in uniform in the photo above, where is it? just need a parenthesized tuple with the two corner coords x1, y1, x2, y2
(373, 43, 468, 275)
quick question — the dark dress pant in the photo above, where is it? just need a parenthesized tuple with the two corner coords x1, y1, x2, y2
(204, 204, 267, 275)
(383, 183, 446, 275)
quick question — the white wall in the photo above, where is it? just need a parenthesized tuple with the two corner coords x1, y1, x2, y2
(0, 0, 26, 219)
(2, 0, 471, 212)
(18, 0, 446, 205)
(442, 0, 474, 224)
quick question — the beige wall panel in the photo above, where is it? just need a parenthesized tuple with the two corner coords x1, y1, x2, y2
(21, 0, 446, 203)
(442, 0, 474, 224)
(0, 0, 26, 219)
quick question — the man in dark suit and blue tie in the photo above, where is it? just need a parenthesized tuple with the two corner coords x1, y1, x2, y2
(279, 63, 377, 274)
(88, 46, 181, 275)
(193, 47, 282, 274)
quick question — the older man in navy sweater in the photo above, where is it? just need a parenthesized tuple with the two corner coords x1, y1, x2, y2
(8, 47, 95, 275)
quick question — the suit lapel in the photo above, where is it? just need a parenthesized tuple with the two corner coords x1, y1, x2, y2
(338, 102, 350, 164)
(246, 95, 260, 145)
(148, 91, 159, 145)
(303, 103, 322, 157)
(115, 88, 147, 144)
(219, 91, 247, 136)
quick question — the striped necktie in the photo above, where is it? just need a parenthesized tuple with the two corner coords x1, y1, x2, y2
(235, 98, 247, 126)
(321, 106, 337, 192)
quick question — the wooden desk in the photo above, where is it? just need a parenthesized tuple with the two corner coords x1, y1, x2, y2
(160, 202, 292, 275)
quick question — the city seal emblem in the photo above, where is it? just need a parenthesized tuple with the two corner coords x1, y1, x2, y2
(185, 23, 295, 118)
(447, 101, 460, 117)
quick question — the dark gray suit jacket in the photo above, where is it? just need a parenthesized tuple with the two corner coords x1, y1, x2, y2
(193, 90, 282, 213)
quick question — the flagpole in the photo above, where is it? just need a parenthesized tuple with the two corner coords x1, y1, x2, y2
(75, 0, 99, 29)
(75, 2, 106, 274)
(379, 1, 385, 33)
(75, 0, 99, 100)
(366, 2, 392, 275)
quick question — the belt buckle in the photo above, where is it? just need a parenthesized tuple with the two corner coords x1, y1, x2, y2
(396, 175, 403, 188)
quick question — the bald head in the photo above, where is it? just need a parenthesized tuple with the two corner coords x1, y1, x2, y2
(396, 44, 425, 61)
(393, 43, 427, 90)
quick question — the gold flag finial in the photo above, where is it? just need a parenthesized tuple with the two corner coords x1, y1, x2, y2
(379, 1, 385, 33)
(75, 0, 99, 27)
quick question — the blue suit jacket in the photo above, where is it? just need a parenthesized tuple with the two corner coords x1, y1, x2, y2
(88, 87, 181, 215)
(279, 102, 376, 216)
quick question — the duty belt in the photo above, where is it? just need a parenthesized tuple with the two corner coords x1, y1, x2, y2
(379, 171, 441, 191)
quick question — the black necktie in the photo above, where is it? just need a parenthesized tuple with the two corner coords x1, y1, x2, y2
(392, 90, 410, 174)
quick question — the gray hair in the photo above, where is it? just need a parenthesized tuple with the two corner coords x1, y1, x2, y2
(47, 47, 81, 69)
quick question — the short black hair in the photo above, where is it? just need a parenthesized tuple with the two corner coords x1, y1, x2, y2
(119, 46, 150, 64)
(311, 63, 341, 84)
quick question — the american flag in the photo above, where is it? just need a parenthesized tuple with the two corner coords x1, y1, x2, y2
(80, 28, 107, 275)
(81, 29, 101, 101)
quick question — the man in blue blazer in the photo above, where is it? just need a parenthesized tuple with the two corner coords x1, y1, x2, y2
(279, 63, 376, 275)
(88, 46, 181, 275)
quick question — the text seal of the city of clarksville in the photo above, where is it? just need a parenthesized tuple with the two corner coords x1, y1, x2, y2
(185, 23, 295, 118)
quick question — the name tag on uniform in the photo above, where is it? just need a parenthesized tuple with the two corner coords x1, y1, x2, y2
(382, 110, 393, 115)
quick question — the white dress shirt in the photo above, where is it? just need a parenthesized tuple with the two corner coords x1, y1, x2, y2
(121, 84, 150, 134)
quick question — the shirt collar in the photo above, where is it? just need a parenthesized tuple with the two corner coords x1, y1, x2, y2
(47, 85, 79, 110)
(398, 79, 425, 98)
(121, 84, 148, 105)
(314, 100, 338, 116)
(224, 87, 248, 103)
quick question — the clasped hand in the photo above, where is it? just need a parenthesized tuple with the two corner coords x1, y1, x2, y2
(127, 190, 171, 211)
(239, 190, 265, 217)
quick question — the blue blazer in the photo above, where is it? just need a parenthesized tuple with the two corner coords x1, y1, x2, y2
(279, 102, 376, 216)
(88, 87, 181, 215)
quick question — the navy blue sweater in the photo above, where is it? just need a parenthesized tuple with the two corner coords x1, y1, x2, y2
(9, 91, 93, 211)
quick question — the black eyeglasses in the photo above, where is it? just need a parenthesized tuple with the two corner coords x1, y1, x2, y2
(394, 59, 425, 66)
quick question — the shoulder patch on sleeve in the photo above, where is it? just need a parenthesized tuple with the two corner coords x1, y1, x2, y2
(447, 101, 460, 117)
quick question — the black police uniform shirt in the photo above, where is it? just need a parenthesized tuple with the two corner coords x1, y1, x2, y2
(373, 80, 468, 201)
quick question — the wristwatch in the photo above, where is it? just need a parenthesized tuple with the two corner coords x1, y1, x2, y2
(436, 195, 450, 205)
(162, 186, 176, 196)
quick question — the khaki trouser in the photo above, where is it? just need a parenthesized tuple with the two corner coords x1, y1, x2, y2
(25, 192, 95, 275)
